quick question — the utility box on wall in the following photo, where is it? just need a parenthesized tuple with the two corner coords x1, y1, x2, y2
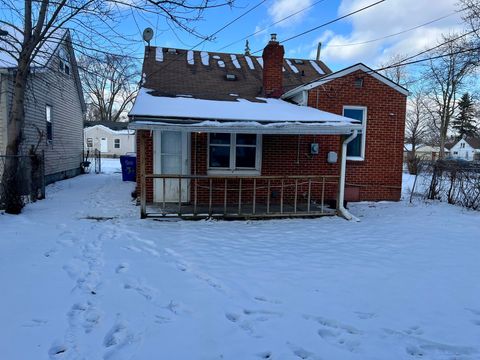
(310, 143, 319, 155)
(327, 151, 338, 164)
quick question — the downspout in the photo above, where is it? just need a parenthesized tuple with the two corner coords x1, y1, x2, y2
(338, 130, 358, 221)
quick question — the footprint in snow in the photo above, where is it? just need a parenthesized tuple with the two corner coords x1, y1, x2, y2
(48, 343, 68, 358)
(287, 343, 320, 359)
(115, 263, 129, 274)
(304, 314, 362, 353)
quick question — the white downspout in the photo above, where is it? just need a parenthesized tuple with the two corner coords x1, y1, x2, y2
(338, 130, 358, 221)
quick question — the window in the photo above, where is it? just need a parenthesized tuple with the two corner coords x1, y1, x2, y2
(87, 138, 93, 147)
(58, 48, 70, 75)
(208, 133, 261, 174)
(343, 106, 367, 160)
(46, 105, 52, 142)
(114, 139, 120, 149)
(460, 142, 465, 149)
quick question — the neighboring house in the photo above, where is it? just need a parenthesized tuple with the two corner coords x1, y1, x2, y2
(404, 144, 448, 161)
(84, 122, 135, 157)
(0, 29, 86, 184)
(447, 137, 480, 161)
(129, 35, 408, 219)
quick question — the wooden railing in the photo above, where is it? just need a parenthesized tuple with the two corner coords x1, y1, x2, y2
(140, 174, 340, 219)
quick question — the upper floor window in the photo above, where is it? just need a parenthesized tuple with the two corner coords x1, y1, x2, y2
(343, 106, 367, 160)
(58, 48, 70, 75)
(208, 133, 261, 174)
(46, 105, 53, 143)
(87, 138, 93, 147)
(460, 142, 465, 149)
(114, 139, 120, 149)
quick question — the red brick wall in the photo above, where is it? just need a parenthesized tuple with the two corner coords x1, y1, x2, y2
(307, 70, 407, 201)
(190, 133, 340, 205)
(136, 130, 154, 203)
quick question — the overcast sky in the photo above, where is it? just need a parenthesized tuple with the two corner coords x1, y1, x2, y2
(120, 0, 466, 71)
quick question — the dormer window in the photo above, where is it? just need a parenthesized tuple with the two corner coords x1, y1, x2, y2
(58, 47, 70, 75)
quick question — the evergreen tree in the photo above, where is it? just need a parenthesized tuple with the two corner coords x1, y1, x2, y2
(452, 93, 478, 139)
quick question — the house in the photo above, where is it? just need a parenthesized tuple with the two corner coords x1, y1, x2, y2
(128, 35, 408, 219)
(404, 144, 448, 162)
(447, 137, 480, 161)
(84, 122, 135, 157)
(0, 29, 86, 184)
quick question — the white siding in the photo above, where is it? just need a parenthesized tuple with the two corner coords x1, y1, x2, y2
(84, 125, 135, 157)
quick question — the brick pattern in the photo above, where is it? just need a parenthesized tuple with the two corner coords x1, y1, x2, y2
(136, 130, 153, 202)
(262, 41, 285, 98)
(308, 70, 407, 201)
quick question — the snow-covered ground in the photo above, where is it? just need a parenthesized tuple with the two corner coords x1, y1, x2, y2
(1, 159, 479, 360)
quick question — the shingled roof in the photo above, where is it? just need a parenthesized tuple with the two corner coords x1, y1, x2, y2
(141, 47, 331, 102)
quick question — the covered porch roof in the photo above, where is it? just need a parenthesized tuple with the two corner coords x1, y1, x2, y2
(128, 88, 361, 135)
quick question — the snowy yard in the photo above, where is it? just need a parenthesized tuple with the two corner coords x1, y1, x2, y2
(1, 159, 479, 360)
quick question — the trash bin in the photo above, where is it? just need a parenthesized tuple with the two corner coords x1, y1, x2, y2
(120, 153, 136, 182)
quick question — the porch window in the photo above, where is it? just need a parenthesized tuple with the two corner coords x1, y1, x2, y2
(208, 133, 261, 174)
(343, 106, 367, 160)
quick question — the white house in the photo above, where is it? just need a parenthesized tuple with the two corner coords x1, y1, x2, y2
(448, 137, 480, 161)
(84, 123, 135, 157)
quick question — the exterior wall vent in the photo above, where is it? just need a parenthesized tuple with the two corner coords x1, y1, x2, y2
(225, 74, 237, 81)
(355, 77, 364, 88)
(294, 59, 304, 64)
(167, 48, 177, 54)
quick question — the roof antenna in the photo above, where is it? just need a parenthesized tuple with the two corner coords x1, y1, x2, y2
(316, 42, 322, 61)
(143, 27, 154, 47)
(245, 39, 251, 56)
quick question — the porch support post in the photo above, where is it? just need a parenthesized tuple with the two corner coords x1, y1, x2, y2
(337, 130, 357, 220)
(140, 132, 147, 219)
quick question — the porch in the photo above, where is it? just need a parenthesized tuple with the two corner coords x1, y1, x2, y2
(140, 174, 339, 219)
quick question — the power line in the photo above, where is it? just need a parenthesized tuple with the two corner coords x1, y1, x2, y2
(327, 12, 459, 48)
(280, 0, 387, 44)
(217, 0, 328, 52)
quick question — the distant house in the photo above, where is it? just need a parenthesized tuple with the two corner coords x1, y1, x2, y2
(447, 137, 480, 161)
(129, 35, 408, 219)
(0, 29, 85, 184)
(404, 144, 448, 162)
(84, 122, 135, 157)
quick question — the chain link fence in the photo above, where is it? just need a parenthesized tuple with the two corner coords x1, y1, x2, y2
(0, 154, 45, 211)
(411, 159, 480, 210)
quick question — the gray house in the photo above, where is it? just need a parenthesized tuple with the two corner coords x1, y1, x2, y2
(0, 29, 85, 184)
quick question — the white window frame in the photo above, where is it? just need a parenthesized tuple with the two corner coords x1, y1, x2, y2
(87, 138, 93, 147)
(114, 138, 120, 149)
(207, 133, 262, 175)
(46, 105, 53, 143)
(343, 105, 367, 161)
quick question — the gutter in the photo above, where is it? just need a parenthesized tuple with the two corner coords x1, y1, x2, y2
(338, 130, 358, 221)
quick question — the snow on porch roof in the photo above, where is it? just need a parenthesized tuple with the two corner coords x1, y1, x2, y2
(128, 88, 361, 129)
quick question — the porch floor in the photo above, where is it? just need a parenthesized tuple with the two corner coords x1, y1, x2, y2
(144, 202, 337, 220)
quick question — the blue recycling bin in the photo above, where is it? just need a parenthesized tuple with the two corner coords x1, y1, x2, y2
(120, 154, 136, 182)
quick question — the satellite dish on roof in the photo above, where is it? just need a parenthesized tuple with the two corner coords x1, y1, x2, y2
(143, 28, 154, 45)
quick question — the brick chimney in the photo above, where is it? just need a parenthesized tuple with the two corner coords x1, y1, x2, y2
(262, 34, 285, 98)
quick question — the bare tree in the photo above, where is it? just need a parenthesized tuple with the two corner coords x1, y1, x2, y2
(0, 0, 233, 214)
(404, 91, 431, 174)
(81, 54, 139, 122)
(460, 0, 480, 42)
(422, 33, 478, 159)
(381, 53, 415, 88)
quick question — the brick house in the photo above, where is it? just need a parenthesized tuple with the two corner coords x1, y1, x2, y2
(129, 35, 408, 219)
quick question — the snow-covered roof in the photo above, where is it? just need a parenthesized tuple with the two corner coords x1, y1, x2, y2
(84, 124, 135, 135)
(129, 88, 360, 125)
(129, 88, 361, 135)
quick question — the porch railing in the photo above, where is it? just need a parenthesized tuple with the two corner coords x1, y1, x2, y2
(140, 174, 339, 219)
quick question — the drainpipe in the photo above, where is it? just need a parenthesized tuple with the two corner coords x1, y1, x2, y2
(338, 130, 358, 221)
